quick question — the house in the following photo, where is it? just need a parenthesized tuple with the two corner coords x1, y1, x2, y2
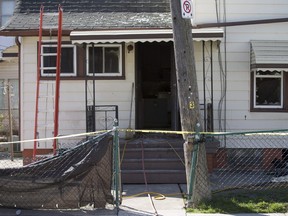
(0, 45, 19, 137)
(0, 0, 19, 148)
(1, 0, 288, 182)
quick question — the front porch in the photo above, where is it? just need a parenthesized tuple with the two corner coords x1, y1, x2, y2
(120, 133, 219, 184)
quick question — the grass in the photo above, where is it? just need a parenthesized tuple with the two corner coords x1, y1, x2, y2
(187, 188, 288, 213)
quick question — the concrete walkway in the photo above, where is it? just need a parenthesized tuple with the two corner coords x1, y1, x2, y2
(119, 184, 186, 216)
(0, 184, 186, 216)
(0, 184, 287, 216)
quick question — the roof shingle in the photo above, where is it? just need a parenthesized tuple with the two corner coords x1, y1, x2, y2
(1, 0, 172, 35)
(15, 0, 171, 13)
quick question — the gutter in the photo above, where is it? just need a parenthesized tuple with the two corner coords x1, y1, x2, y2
(0, 29, 72, 37)
(1, 17, 288, 36)
(15, 36, 21, 141)
(193, 17, 288, 28)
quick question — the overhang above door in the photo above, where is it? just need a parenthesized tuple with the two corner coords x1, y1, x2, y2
(70, 28, 224, 44)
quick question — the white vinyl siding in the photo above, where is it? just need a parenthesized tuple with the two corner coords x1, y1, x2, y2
(21, 38, 135, 149)
(193, 0, 288, 131)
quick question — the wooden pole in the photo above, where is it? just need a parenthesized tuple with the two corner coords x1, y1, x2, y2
(170, 0, 211, 207)
(53, 5, 63, 155)
(7, 81, 14, 161)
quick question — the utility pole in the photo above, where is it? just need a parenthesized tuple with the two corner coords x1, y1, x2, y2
(170, 0, 211, 207)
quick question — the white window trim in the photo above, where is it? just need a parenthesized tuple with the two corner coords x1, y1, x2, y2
(253, 70, 283, 109)
(86, 44, 122, 77)
(41, 44, 77, 77)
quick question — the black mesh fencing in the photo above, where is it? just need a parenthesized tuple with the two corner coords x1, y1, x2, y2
(0, 131, 117, 210)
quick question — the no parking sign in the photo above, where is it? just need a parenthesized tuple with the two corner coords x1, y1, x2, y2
(180, 0, 193, 19)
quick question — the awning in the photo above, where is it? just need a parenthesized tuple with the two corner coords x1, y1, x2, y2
(70, 28, 224, 44)
(251, 40, 288, 71)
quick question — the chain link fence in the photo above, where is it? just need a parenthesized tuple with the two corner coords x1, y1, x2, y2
(210, 130, 288, 192)
(0, 80, 20, 144)
(0, 127, 288, 210)
(117, 129, 288, 205)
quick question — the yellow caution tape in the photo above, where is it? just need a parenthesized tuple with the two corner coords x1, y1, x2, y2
(0, 130, 109, 145)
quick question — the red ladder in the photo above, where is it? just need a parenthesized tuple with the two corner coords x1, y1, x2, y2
(33, 5, 63, 159)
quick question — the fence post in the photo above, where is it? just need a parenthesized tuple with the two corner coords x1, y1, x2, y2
(113, 119, 121, 210)
(187, 123, 201, 201)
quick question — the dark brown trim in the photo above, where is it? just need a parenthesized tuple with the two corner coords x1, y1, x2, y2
(193, 32, 224, 38)
(2, 52, 18, 57)
(284, 74, 288, 110)
(0, 29, 72, 37)
(76, 44, 86, 77)
(121, 42, 126, 79)
(251, 63, 288, 69)
(250, 72, 254, 111)
(250, 108, 288, 113)
(40, 76, 126, 81)
(194, 17, 288, 29)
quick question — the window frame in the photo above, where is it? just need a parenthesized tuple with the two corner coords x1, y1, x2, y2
(86, 44, 123, 77)
(41, 43, 77, 77)
(251, 70, 288, 112)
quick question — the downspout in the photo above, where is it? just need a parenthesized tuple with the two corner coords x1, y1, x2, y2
(15, 36, 21, 141)
(210, 41, 214, 132)
(202, 41, 206, 131)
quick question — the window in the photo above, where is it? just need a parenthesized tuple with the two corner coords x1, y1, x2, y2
(41, 44, 76, 77)
(86, 44, 122, 77)
(251, 70, 286, 111)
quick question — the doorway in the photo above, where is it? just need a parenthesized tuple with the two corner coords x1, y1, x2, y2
(135, 42, 179, 130)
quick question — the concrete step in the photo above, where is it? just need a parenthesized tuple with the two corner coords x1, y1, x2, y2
(120, 137, 184, 149)
(120, 136, 186, 184)
(121, 147, 184, 159)
(121, 158, 185, 170)
(121, 169, 186, 184)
